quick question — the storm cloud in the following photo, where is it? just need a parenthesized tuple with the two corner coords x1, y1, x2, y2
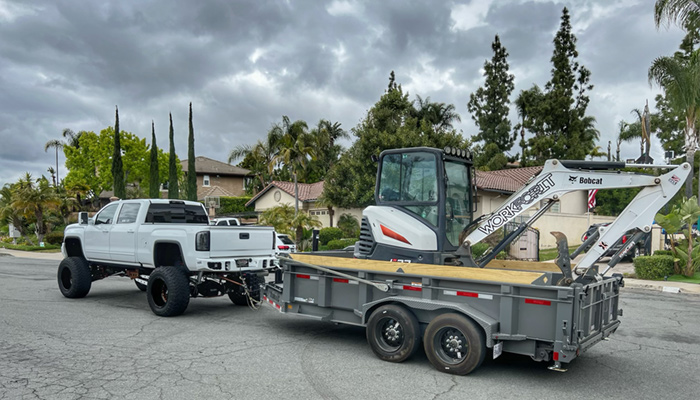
(0, 0, 685, 186)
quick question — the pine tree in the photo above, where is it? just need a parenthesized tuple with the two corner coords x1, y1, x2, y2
(168, 113, 179, 199)
(149, 121, 160, 198)
(112, 106, 126, 199)
(187, 102, 197, 201)
(520, 8, 597, 163)
(467, 35, 515, 153)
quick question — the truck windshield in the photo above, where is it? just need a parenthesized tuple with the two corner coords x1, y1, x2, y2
(445, 160, 472, 246)
(378, 151, 438, 226)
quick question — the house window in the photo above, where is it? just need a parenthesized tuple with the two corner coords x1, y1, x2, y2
(203, 175, 210, 187)
(540, 200, 560, 213)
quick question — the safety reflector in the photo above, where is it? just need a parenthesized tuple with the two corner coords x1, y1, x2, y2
(402, 285, 422, 292)
(297, 274, 310, 279)
(263, 295, 282, 311)
(443, 290, 493, 300)
(333, 278, 349, 283)
(525, 298, 551, 306)
(553, 351, 559, 361)
(380, 225, 412, 245)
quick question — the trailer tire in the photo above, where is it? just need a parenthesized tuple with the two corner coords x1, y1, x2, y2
(57, 256, 92, 298)
(147, 267, 190, 317)
(366, 304, 421, 363)
(424, 313, 486, 375)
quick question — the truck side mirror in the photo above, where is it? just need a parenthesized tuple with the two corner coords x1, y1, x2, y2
(79, 212, 88, 225)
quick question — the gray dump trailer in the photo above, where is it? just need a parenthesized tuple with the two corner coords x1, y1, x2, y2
(262, 254, 623, 375)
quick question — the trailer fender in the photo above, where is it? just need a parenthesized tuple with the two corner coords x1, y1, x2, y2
(361, 296, 498, 347)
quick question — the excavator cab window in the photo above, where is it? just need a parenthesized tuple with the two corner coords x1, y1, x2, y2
(378, 151, 439, 226)
(444, 160, 472, 246)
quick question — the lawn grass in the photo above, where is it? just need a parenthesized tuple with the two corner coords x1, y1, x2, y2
(665, 272, 700, 284)
(0, 243, 61, 252)
(539, 246, 579, 262)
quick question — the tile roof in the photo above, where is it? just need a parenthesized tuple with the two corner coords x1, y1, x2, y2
(181, 156, 250, 176)
(246, 181, 325, 207)
(475, 166, 543, 193)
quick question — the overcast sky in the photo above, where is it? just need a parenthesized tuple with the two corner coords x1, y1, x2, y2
(0, 0, 686, 187)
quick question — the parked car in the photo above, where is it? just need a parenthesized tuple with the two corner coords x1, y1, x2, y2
(581, 223, 649, 260)
(211, 217, 241, 226)
(276, 233, 297, 255)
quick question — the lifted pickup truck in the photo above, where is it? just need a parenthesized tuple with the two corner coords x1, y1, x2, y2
(59, 199, 277, 316)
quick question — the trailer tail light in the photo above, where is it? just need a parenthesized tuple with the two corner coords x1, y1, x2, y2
(553, 351, 559, 361)
(195, 231, 210, 251)
(278, 245, 290, 250)
(622, 235, 627, 244)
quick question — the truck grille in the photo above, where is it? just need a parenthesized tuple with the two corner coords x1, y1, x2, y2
(357, 217, 375, 256)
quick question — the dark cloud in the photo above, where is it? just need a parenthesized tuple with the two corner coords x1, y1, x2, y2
(0, 0, 687, 188)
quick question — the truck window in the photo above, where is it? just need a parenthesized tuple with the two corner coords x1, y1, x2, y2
(145, 203, 209, 224)
(117, 203, 141, 224)
(216, 220, 228, 226)
(95, 203, 118, 225)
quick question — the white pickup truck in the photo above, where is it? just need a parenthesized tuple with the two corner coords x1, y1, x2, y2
(58, 199, 277, 316)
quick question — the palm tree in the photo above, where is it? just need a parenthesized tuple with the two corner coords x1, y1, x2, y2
(655, 0, 700, 28)
(62, 128, 84, 149)
(271, 116, 313, 214)
(12, 173, 60, 244)
(44, 139, 63, 187)
(0, 184, 34, 245)
(229, 126, 283, 194)
(413, 95, 461, 132)
(291, 211, 322, 250)
(649, 50, 700, 199)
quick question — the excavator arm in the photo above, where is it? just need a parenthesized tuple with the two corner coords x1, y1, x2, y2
(461, 159, 690, 275)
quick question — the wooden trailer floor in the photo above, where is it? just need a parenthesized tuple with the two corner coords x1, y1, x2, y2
(289, 254, 548, 285)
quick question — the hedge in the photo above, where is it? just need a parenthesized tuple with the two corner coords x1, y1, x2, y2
(634, 255, 675, 280)
(44, 231, 64, 245)
(652, 250, 673, 256)
(326, 238, 357, 250)
(319, 227, 343, 245)
(218, 196, 254, 215)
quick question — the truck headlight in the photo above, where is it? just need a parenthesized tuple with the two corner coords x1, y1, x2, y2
(196, 231, 210, 251)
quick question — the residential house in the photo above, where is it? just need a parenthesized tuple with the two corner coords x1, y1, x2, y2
(181, 156, 250, 200)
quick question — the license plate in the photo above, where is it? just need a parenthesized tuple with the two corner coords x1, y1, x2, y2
(493, 342, 503, 359)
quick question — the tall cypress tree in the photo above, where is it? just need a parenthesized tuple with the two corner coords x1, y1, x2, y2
(168, 113, 179, 199)
(467, 34, 515, 153)
(112, 106, 126, 199)
(149, 121, 160, 198)
(187, 102, 197, 201)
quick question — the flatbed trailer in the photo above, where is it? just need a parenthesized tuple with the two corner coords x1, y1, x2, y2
(262, 253, 623, 375)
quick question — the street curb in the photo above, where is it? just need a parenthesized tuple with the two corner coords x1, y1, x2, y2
(623, 278, 700, 295)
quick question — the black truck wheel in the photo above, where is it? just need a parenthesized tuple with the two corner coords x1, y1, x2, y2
(57, 257, 92, 298)
(366, 304, 421, 363)
(147, 267, 190, 317)
(424, 313, 486, 375)
(227, 274, 261, 306)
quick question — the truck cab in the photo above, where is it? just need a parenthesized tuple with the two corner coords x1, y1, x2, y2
(356, 147, 475, 264)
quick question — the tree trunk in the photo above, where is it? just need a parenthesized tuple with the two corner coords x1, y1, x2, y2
(294, 172, 298, 215)
(686, 147, 694, 199)
(686, 116, 697, 201)
(328, 206, 334, 227)
(686, 225, 694, 277)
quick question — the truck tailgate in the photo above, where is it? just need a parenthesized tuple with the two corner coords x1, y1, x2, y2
(209, 227, 275, 257)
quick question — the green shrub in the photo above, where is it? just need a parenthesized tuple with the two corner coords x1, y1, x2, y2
(653, 250, 673, 256)
(319, 227, 343, 245)
(218, 196, 254, 215)
(0, 243, 61, 251)
(327, 238, 357, 250)
(634, 255, 675, 279)
(44, 231, 64, 245)
(471, 243, 490, 259)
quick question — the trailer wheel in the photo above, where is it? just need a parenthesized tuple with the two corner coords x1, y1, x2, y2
(366, 304, 421, 363)
(424, 313, 486, 375)
(57, 257, 92, 298)
(147, 267, 190, 317)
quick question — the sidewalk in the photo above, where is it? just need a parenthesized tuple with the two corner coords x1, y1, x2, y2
(2, 248, 699, 294)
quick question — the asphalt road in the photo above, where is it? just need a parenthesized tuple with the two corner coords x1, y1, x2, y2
(1, 255, 699, 400)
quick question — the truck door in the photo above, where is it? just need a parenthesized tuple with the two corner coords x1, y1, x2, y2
(109, 202, 141, 263)
(83, 203, 119, 261)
